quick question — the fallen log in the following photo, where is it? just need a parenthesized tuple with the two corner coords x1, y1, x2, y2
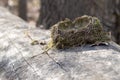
(0, 7, 120, 80)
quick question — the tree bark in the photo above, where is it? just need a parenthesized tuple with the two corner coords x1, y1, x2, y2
(114, 0, 120, 44)
(18, 0, 27, 21)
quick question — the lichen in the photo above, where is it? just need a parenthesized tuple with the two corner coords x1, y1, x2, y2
(50, 15, 111, 49)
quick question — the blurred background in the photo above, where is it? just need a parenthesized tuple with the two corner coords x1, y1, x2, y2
(0, 0, 40, 26)
(0, 0, 120, 44)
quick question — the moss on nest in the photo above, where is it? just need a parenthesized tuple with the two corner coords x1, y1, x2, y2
(50, 15, 111, 49)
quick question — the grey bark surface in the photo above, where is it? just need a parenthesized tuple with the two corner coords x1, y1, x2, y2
(0, 7, 120, 80)
(37, 0, 120, 44)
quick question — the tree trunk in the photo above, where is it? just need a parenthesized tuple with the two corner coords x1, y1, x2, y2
(37, 0, 115, 29)
(114, 0, 120, 44)
(18, 0, 27, 21)
(37, 0, 120, 44)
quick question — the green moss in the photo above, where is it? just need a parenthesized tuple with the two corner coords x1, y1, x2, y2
(50, 15, 111, 49)
(57, 18, 73, 30)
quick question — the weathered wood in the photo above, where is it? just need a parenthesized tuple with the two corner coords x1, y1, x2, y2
(0, 7, 120, 80)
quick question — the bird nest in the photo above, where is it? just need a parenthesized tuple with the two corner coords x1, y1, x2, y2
(50, 15, 110, 49)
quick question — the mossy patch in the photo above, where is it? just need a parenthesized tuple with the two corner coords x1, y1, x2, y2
(50, 15, 111, 49)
